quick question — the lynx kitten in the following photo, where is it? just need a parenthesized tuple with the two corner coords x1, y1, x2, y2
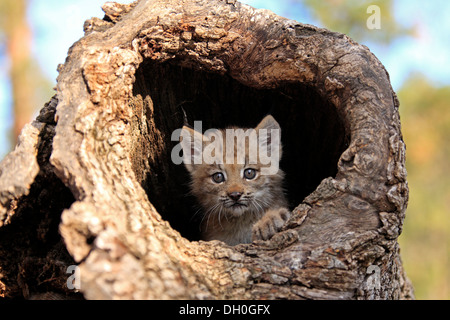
(180, 115, 290, 245)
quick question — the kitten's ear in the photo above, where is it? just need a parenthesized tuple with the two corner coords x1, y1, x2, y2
(180, 125, 204, 173)
(255, 115, 281, 132)
(255, 115, 282, 158)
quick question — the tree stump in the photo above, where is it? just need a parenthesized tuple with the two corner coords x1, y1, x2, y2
(0, 0, 414, 299)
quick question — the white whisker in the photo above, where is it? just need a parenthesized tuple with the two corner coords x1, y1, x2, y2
(202, 202, 222, 231)
(250, 198, 262, 213)
(217, 205, 224, 230)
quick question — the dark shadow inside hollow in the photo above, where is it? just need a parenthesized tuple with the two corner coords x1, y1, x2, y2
(130, 60, 349, 241)
(0, 123, 78, 298)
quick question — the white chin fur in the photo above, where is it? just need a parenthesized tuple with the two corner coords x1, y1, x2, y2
(224, 205, 248, 217)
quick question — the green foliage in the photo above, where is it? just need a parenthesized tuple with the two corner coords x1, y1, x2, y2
(297, 0, 413, 44)
(397, 75, 450, 299)
(0, 0, 27, 32)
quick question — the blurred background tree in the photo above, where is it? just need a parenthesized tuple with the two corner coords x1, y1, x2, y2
(0, 0, 448, 299)
(0, 0, 52, 144)
(0, 0, 35, 143)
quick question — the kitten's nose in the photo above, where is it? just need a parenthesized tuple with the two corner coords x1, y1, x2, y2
(228, 192, 242, 202)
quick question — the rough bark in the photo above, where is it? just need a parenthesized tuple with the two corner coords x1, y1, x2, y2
(0, 0, 414, 299)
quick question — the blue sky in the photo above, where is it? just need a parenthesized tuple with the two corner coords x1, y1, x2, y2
(1, 0, 450, 160)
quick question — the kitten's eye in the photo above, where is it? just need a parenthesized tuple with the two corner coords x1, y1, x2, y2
(243, 168, 256, 180)
(212, 172, 225, 183)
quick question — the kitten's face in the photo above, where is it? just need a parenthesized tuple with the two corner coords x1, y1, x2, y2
(180, 115, 284, 219)
(188, 160, 284, 218)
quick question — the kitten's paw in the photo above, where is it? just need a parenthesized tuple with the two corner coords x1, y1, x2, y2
(252, 207, 291, 241)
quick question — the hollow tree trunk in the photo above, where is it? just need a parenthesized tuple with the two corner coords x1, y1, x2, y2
(0, 0, 414, 299)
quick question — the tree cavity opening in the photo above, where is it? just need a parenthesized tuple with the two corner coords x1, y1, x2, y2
(129, 60, 349, 241)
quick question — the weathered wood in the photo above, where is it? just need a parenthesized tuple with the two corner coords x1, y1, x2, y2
(0, 0, 413, 299)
